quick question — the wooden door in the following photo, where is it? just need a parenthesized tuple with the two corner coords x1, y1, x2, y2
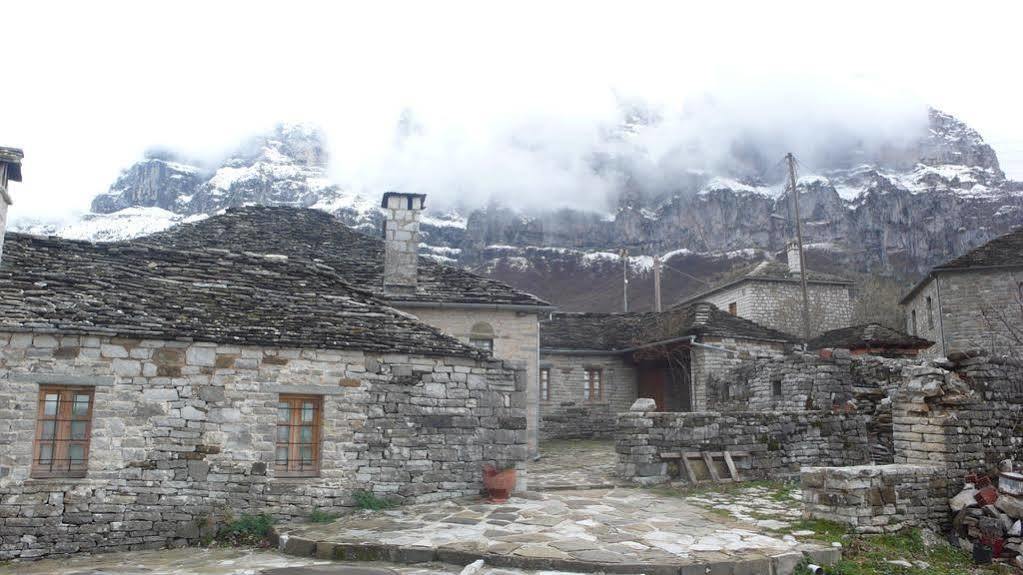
(637, 368, 668, 411)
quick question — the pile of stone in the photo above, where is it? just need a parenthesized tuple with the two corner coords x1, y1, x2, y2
(949, 462, 1023, 565)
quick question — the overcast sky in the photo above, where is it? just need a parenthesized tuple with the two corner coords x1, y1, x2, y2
(5, 1, 1023, 221)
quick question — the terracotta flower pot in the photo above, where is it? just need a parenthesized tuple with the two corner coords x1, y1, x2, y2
(483, 465, 516, 503)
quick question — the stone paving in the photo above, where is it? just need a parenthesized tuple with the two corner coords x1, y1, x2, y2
(276, 487, 837, 574)
(528, 440, 621, 491)
(683, 484, 804, 531)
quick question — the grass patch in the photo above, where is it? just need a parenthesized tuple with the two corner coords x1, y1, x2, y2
(781, 524, 998, 575)
(650, 479, 797, 499)
(215, 513, 274, 547)
(308, 509, 338, 523)
(353, 489, 395, 511)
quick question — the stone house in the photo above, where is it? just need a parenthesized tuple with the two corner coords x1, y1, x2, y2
(0, 160, 527, 559)
(806, 323, 933, 358)
(674, 243, 854, 339)
(138, 196, 554, 456)
(538, 302, 796, 439)
(900, 226, 1023, 358)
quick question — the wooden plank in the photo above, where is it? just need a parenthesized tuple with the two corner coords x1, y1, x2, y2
(723, 451, 740, 482)
(681, 454, 700, 483)
(659, 452, 682, 459)
(702, 452, 721, 482)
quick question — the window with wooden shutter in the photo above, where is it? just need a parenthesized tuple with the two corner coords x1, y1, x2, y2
(584, 369, 603, 401)
(32, 386, 95, 478)
(275, 395, 323, 477)
(728, 302, 737, 316)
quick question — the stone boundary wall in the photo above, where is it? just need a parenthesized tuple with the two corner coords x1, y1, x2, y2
(616, 410, 871, 484)
(0, 331, 527, 560)
(540, 402, 614, 440)
(893, 352, 1023, 485)
(706, 351, 910, 463)
(801, 464, 948, 533)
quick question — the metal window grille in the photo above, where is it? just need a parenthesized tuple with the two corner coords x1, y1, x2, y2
(275, 395, 323, 477)
(32, 386, 94, 478)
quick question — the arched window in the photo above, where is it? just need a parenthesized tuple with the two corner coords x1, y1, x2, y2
(469, 322, 494, 353)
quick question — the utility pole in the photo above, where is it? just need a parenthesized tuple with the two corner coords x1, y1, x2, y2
(786, 152, 811, 344)
(620, 248, 629, 313)
(653, 254, 662, 312)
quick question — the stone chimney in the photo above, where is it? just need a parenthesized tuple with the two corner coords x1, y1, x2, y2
(0, 147, 24, 266)
(381, 191, 426, 291)
(786, 241, 802, 275)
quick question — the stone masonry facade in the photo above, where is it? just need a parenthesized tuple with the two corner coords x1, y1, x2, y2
(698, 280, 853, 339)
(0, 332, 527, 560)
(689, 336, 788, 411)
(538, 353, 636, 440)
(402, 307, 540, 455)
(616, 409, 871, 484)
(904, 270, 1023, 358)
(801, 464, 948, 534)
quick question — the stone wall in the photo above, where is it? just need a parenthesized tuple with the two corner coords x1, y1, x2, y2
(699, 279, 853, 339)
(538, 353, 635, 440)
(616, 409, 871, 484)
(706, 351, 907, 463)
(400, 307, 539, 456)
(893, 352, 1023, 483)
(689, 336, 788, 411)
(0, 331, 526, 560)
(801, 464, 949, 533)
(904, 270, 1023, 358)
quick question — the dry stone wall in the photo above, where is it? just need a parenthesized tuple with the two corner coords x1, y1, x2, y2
(706, 351, 908, 463)
(616, 409, 871, 484)
(893, 352, 1023, 482)
(801, 464, 949, 534)
(0, 331, 526, 560)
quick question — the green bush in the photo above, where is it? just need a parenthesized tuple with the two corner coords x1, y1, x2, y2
(216, 513, 275, 546)
(309, 509, 338, 523)
(353, 489, 395, 510)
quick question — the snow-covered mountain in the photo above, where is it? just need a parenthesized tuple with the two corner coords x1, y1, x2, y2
(13, 108, 1023, 312)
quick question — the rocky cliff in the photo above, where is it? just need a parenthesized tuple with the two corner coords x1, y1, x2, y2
(20, 109, 1023, 312)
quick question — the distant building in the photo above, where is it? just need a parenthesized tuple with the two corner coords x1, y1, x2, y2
(674, 242, 854, 339)
(538, 302, 796, 438)
(901, 227, 1023, 357)
(807, 323, 932, 358)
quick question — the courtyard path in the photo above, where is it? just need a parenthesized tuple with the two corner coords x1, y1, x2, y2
(528, 440, 622, 491)
(275, 486, 835, 574)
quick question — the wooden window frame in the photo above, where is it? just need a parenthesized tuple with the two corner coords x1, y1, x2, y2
(32, 386, 95, 479)
(584, 368, 603, 402)
(275, 395, 323, 478)
(926, 296, 934, 329)
(728, 302, 738, 316)
(540, 368, 550, 401)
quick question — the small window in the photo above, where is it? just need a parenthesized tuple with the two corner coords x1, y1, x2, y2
(772, 379, 783, 398)
(728, 302, 737, 316)
(276, 395, 323, 477)
(926, 297, 934, 329)
(469, 322, 495, 353)
(469, 338, 494, 353)
(584, 369, 603, 401)
(540, 368, 550, 401)
(911, 310, 918, 336)
(721, 383, 730, 401)
(32, 386, 95, 478)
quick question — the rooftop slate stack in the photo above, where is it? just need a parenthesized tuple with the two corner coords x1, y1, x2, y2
(0, 232, 480, 357)
(140, 205, 552, 309)
(807, 323, 933, 353)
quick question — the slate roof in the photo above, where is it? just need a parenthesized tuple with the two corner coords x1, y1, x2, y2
(806, 323, 933, 352)
(0, 233, 482, 357)
(140, 206, 552, 308)
(540, 302, 798, 352)
(675, 260, 852, 307)
(900, 227, 1023, 303)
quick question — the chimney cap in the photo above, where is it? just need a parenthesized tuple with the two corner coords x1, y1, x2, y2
(381, 191, 427, 209)
(0, 147, 24, 183)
